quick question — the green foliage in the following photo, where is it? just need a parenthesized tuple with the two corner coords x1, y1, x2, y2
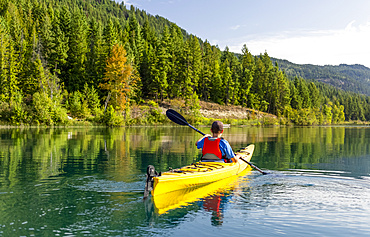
(261, 116, 280, 126)
(64, 84, 102, 120)
(144, 101, 166, 124)
(32, 91, 68, 125)
(128, 102, 165, 125)
(102, 105, 124, 127)
(8, 91, 30, 125)
(83, 83, 102, 117)
(0, 0, 370, 126)
(322, 104, 333, 125)
(290, 108, 318, 126)
(66, 91, 90, 119)
(186, 92, 201, 117)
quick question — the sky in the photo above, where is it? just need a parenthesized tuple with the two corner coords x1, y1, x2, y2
(119, 0, 370, 68)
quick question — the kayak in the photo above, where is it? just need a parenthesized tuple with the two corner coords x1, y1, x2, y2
(145, 144, 255, 197)
(153, 165, 252, 214)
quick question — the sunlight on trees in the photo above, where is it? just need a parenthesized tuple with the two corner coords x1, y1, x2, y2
(100, 44, 135, 112)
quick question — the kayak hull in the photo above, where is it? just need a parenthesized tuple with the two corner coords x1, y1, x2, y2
(151, 144, 255, 196)
(153, 166, 252, 214)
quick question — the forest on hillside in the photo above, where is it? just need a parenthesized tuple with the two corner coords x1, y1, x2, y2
(272, 58, 370, 96)
(0, 0, 370, 126)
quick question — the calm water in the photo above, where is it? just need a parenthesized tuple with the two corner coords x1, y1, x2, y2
(0, 126, 370, 236)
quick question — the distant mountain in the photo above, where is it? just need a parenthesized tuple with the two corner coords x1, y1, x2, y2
(271, 58, 370, 96)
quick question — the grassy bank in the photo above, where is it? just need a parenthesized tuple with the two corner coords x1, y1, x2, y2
(1, 99, 367, 127)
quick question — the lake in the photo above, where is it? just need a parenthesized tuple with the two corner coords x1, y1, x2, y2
(0, 126, 370, 236)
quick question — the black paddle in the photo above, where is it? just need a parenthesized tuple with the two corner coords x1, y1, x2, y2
(239, 157, 268, 175)
(166, 109, 268, 175)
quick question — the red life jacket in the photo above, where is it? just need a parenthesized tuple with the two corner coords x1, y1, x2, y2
(202, 137, 222, 159)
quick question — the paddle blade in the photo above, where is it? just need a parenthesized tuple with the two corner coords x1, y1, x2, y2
(166, 109, 189, 126)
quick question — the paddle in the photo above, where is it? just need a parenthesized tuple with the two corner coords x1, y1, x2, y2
(166, 109, 206, 136)
(166, 109, 268, 175)
(239, 157, 268, 175)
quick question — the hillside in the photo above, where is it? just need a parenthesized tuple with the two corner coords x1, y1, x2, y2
(272, 58, 370, 96)
(54, 0, 370, 97)
(159, 100, 276, 120)
(52, 0, 189, 37)
(1, 0, 370, 126)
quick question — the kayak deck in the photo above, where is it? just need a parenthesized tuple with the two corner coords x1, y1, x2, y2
(150, 144, 255, 196)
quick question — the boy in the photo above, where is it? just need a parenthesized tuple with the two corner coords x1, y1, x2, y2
(196, 121, 240, 163)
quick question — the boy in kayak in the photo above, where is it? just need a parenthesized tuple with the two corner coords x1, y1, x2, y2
(196, 121, 240, 163)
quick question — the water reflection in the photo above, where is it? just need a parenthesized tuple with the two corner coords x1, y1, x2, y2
(1, 126, 370, 183)
(0, 126, 370, 236)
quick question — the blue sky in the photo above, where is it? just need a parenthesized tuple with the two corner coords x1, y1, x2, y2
(121, 0, 370, 67)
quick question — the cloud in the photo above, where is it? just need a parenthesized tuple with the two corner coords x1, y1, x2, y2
(230, 25, 241, 30)
(224, 21, 370, 68)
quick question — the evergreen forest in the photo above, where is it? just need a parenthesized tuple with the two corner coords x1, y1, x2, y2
(1, 0, 370, 126)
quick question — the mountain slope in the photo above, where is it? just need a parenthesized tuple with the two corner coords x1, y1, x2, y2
(64, 0, 370, 97)
(272, 58, 370, 96)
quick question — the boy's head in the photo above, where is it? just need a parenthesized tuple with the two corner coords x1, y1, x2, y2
(211, 121, 224, 134)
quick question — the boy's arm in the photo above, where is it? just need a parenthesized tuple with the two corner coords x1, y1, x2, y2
(220, 140, 243, 162)
(220, 140, 237, 159)
(196, 134, 211, 147)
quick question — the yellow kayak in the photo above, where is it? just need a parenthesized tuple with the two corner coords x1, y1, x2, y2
(153, 165, 252, 214)
(144, 144, 255, 197)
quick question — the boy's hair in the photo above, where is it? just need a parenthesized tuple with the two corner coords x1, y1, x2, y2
(211, 121, 224, 133)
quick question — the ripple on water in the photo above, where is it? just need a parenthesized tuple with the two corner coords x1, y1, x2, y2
(71, 175, 145, 194)
(230, 169, 370, 232)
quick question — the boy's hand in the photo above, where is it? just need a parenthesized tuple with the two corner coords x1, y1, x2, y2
(232, 154, 241, 162)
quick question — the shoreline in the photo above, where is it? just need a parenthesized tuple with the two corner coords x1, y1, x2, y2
(1, 100, 369, 127)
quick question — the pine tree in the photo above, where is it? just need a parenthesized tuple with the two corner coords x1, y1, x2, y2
(308, 82, 321, 108)
(210, 53, 222, 104)
(49, 8, 69, 76)
(296, 77, 311, 109)
(86, 18, 104, 88)
(167, 24, 183, 98)
(276, 69, 291, 116)
(221, 46, 239, 105)
(220, 59, 232, 104)
(127, 14, 143, 66)
(290, 79, 302, 110)
(140, 20, 158, 97)
(146, 44, 160, 99)
(250, 56, 267, 110)
(179, 38, 191, 98)
(65, 7, 89, 92)
(39, 12, 54, 67)
(20, 25, 39, 96)
(189, 35, 202, 91)
(58, 6, 72, 87)
(267, 65, 279, 114)
(239, 45, 254, 107)
(153, 26, 170, 101)
(0, 18, 19, 102)
(199, 41, 217, 101)
(102, 18, 117, 58)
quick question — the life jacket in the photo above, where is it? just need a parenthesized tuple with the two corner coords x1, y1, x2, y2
(202, 137, 222, 159)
